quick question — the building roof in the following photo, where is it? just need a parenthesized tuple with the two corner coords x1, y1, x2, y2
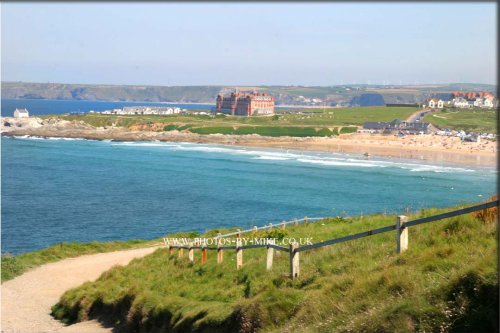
(363, 122, 387, 130)
(432, 93, 453, 102)
(15, 108, 29, 113)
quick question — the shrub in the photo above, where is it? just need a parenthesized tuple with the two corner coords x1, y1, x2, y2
(472, 195, 498, 223)
(262, 229, 287, 241)
(340, 126, 358, 134)
(163, 125, 178, 131)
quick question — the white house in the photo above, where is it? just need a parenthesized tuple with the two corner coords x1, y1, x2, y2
(453, 97, 471, 108)
(428, 98, 438, 108)
(428, 98, 444, 109)
(484, 96, 498, 108)
(14, 108, 29, 118)
(473, 98, 483, 107)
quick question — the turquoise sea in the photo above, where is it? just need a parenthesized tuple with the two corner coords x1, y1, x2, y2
(1, 136, 497, 254)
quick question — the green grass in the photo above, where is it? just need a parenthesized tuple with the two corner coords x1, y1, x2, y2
(1, 240, 155, 282)
(339, 126, 358, 134)
(189, 126, 339, 137)
(50, 106, 418, 136)
(51, 204, 498, 332)
(423, 109, 498, 134)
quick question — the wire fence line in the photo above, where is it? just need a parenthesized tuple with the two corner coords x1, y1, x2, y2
(163, 200, 498, 279)
(213, 216, 325, 239)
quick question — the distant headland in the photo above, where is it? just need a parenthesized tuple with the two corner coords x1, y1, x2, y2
(2, 81, 497, 107)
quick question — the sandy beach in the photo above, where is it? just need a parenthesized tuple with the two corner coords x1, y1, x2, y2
(1, 117, 497, 167)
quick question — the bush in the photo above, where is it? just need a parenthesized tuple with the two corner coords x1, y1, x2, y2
(340, 126, 358, 134)
(472, 195, 498, 223)
(163, 125, 178, 131)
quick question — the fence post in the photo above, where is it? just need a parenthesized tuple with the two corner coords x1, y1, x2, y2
(253, 226, 258, 234)
(396, 215, 408, 253)
(294, 218, 298, 226)
(266, 240, 274, 271)
(281, 221, 286, 230)
(236, 238, 243, 270)
(188, 243, 194, 262)
(217, 233, 224, 264)
(201, 239, 207, 264)
(163, 238, 172, 257)
(169, 245, 174, 256)
(290, 242, 300, 279)
(269, 223, 273, 230)
(304, 216, 308, 225)
(178, 247, 183, 258)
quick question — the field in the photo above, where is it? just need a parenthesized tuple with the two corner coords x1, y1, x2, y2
(51, 203, 498, 333)
(53, 106, 418, 137)
(423, 109, 498, 133)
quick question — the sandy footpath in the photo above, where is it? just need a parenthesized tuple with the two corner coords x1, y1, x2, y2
(1, 246, 161, 333)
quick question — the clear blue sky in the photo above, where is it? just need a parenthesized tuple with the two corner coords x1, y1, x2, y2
(1, 2, 497, 86)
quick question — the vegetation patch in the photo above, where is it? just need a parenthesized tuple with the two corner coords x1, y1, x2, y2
(339, 126, 358, 134)
(52, 201, 498, 332)
(1, 240, 153, 282)
(189, 126, 338, 137)
(423, 109, 498, 133)
(51, 106, 419, 131)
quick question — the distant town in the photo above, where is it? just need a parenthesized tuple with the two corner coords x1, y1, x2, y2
(425, 91, 498, 109)
(10, 89, 497, 143)
(98, 106, 184, 116)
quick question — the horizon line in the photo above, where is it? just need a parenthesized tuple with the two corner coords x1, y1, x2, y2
(2, 80, 497, 88)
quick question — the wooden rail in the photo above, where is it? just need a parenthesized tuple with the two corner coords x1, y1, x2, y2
(164, 200, 498, 279)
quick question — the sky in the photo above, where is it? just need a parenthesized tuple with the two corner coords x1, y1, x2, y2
(1, 2, 497, 86)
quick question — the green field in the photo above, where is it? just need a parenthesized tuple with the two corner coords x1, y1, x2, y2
(51, 203, 498, 333)
(52, 106, 418, 137)
(423, 109, 498, 134)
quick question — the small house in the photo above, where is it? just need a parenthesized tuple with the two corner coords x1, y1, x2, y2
(428, 98, 439, 109)
(428, 98, 444, 109)
(14, 108, 29, 118)
(484, 96, 498, 108)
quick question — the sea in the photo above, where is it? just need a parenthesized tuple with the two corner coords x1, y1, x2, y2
(1, 99, 498, 254)
(0, 98, 294, 117)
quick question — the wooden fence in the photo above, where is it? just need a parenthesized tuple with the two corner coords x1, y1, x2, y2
(164, 200, 498, 279)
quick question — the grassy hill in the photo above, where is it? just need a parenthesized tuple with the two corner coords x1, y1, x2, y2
(51, 106, 417, 137)
(51, 202, 498, 332)
(423, 109, 498, 134)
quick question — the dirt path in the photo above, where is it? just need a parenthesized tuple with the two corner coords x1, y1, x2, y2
(405, 108, 430, 123)
(1, 246, 161, 333)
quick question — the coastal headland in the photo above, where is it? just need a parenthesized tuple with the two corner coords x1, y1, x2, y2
(2, 116, 496, 167)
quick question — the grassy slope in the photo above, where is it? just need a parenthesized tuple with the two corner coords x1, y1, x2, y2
(1, 230, 209, 283)
(423, 109, 498, 134)
(52, 106, 417, 137)
(1, 240, 155, 282)
(52, 205, 498, 333)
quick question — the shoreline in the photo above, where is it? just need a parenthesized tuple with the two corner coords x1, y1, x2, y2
(2, 130, 497, 168)
(2, 116, 496, 168)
